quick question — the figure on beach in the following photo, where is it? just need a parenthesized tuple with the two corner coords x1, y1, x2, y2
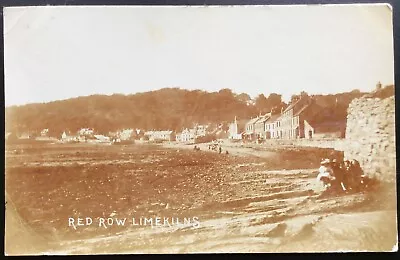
(316, 158, 368, 195)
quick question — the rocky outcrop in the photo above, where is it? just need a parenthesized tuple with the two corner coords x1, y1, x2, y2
(344, 95, 396, 182)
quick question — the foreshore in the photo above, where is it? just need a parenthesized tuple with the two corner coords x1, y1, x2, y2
(162, 140, 341, 160)
(5, 142, 397, 254)
(162, 141, 267, 158)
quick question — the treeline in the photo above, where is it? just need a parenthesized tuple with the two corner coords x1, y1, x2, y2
(5, 86, 382, 137)
(6, 88, 258, 136)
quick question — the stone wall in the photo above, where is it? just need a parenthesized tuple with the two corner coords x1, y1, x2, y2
(344, 96, 396, 182)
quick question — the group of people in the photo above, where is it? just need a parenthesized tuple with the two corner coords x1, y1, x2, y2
(206, 143, 229, 154)
(317, 158, 367, 193)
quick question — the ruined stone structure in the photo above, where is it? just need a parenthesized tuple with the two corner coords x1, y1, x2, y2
(344, 95, 396, 182)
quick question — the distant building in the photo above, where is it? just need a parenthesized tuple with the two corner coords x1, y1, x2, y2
(244, 117, 261, 140)
(240, 94, 348, 141)
(304, 120, 346, 139)
(176, 125, 210, 143)
(254, 113, 270, 140)
(78, 128, 94, 136)
(92, 135, 111, 143)
(278, 95, 334, 139)
(228, 117, 246, 140)
(193, 124, 208, 137)
(176, 128, 196, 143)
(61, 131, 78, 142)
(40, 128, 49, 137)
(278, 96, 308, 139)
(145, 130, 174, 141)
(119, 129, 135, 141)
(264, 114, 281, 139)
(61, 131, 67, 139)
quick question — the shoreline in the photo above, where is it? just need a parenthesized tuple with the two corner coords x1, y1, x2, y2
(162, 141, 265, 158)
(161, 140, 340, 160)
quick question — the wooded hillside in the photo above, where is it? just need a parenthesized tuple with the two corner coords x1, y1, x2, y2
(5, 86, 382, 137)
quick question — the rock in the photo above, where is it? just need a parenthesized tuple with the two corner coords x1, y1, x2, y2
(344, 95, 395, 182)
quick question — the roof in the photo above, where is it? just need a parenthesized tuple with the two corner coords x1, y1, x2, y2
(246, 117, 261, 125)
(283, 98, 302, 113)
(153, 130, 173, 134)
(307, 120, 346, 133)
(283, 96, 313, 114)
(255, 115, 270, 124)
(94, 135, 110, 139)
(145, 130, 173, 137)
(121, 129, 134, 133)
(293, 103, 311, 116)
(180, 128, 195, 134)
(265, 114, 281, 123)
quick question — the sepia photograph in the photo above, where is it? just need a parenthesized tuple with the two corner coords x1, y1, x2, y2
(3, 4, 397, 254)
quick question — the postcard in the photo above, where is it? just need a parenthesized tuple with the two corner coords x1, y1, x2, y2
(4, 4, 397, 255)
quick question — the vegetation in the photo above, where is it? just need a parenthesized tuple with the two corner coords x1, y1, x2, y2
(5, 85, 387, 137)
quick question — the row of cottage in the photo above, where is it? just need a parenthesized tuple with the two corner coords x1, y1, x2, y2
(141, 95, 345, 143)
(32, 95, 344, 144)
(58, 125, 209, 143)
(141, 124, 209, 142)
(229, 95, 345, 141)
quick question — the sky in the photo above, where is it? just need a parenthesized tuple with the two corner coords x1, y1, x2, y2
(3, 4, 394, 106)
